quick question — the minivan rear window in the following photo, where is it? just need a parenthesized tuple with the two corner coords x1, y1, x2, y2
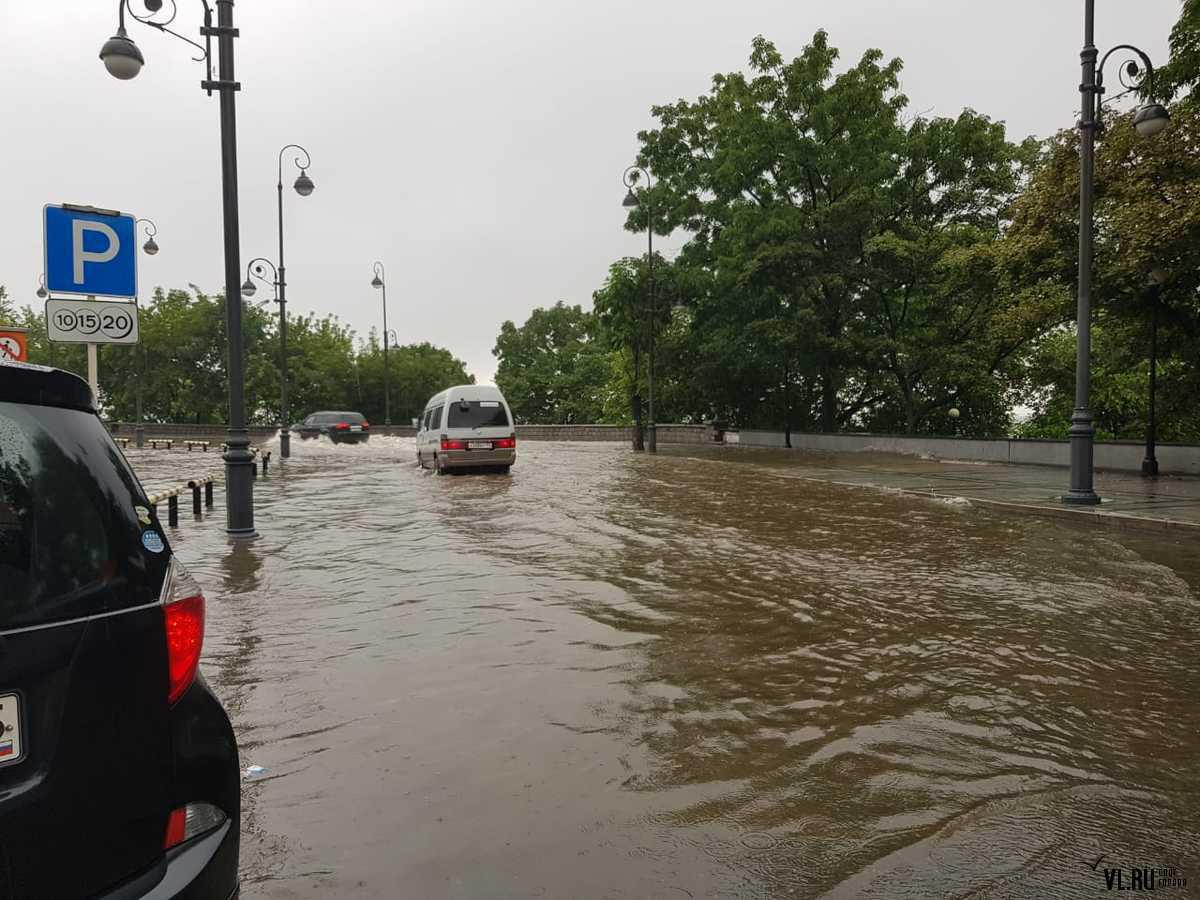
(448, 401, 510, 429)
(0, 403, 166, 630)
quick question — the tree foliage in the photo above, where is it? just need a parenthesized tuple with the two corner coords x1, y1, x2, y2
(8, 286, 471, 427)
(493, 302, 612, 424)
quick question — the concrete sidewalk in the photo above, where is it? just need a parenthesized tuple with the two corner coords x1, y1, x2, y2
(721, 449, 1200, 532)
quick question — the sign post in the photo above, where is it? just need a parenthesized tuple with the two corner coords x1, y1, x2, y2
(43, 204, 139, 403)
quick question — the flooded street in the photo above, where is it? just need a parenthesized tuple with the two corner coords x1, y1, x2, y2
(126, 438, 1200, 899)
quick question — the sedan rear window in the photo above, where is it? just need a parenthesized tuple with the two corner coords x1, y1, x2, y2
(312, 412, 365, 425)
(447, 400, 510, 429)
(0, 403, 166, 630)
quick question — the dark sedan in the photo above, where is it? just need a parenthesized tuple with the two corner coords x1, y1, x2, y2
(292, 411, 371, 444)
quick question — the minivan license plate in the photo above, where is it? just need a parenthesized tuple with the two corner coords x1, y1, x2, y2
(468, 441, 492, 450)
(350, 426, 363, 432)
(0, 694, 24, 766)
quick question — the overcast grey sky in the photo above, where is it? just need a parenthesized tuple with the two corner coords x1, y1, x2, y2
(2, 1, 1179, 382)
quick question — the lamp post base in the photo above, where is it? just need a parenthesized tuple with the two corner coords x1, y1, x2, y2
(280, 428, 291, 459)
(647, 423, 657, 454)
(223, 431, 258, 539)
(1141, 457, 1159, 479)
(1063, 408, 1100, 505)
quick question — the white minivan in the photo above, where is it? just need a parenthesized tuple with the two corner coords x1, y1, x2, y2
(416, 384, 517, 474)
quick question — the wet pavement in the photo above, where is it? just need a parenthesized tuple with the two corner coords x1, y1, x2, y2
(126, 438, 1200, 899)
(719, 447, 1200, 530)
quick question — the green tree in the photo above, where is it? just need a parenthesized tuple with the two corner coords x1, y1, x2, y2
(1155, 0, 1200, 102)
(630, 32, 1055, 437)
(638, 31, 909, 432)
(9, 284, 472, 427)
(355, 334, 473, 426)
(1001, 96, 1200, 441)
(493, 302, 611, 424)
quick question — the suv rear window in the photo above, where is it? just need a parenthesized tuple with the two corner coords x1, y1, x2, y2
(448, 400, 510, 429)
(0, 403, 166, 630)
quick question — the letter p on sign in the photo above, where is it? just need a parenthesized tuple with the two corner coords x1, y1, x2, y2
(44, 205, 138, 299)
(72, 219, 120, 284)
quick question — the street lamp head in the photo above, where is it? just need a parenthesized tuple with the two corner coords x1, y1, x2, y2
(99, 27, 144, 80)
(294, 170, 315, 197)
(142, 236, 159, 256)
(371, 275, 384, 289)
(622, 188, 640, 208)
(1133, 103, 1170, 138)
(240, 278, 257, 298)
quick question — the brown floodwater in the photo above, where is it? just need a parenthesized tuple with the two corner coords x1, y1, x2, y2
(126, 438, 1200, 899)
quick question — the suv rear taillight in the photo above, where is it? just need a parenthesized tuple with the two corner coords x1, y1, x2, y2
(494, 436, 516, 449)
(161, 557, 205, 705)
(334, 422, 350, 430)
(440, 437, 466, 450)
(164, 802, 227, 850)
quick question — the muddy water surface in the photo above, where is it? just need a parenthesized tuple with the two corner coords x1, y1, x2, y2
(127, 438, 1200, 899)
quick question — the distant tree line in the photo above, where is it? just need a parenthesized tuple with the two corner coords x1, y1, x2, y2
(0, 286, 471, 426)
(495, 9, 1200, 444)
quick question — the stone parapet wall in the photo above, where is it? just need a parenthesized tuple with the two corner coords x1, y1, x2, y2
(734, 430, 1200, 476)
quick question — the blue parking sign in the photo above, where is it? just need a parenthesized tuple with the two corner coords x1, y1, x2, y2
(44, 205, 138, 298)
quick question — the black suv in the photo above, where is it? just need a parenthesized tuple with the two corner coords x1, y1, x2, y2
(0, 362, 240, 899)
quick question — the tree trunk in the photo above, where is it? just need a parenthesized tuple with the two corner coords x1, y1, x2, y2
(819, 367, 838, 433)
(783, 365, 793, 448)
(897, 374, 917, 435)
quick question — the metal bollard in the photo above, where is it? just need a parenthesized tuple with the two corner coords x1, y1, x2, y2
(192, 484, 202, 517)
(205, 480, 214, 508)
(167, 493, 179, 527)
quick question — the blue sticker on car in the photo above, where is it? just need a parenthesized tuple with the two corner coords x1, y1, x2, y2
(141, 530, 165, 554)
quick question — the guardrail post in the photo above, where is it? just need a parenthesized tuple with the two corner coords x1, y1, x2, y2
(192, 483, 202, 517)
(167, 493, 179, 527)
(205, 480, 214, 508)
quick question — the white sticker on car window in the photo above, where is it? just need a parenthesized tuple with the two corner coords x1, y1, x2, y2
(479, 401, 500, 407)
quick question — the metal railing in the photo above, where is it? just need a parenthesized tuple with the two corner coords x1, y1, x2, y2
(146, 473, 218, 527)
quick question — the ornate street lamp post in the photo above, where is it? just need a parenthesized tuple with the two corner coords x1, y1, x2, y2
(1064, 0, 1170, 504)
(1142, 269, 1168, 479)
(133, 217, 158, 448)
(240, 257, 288, 446)
(622, 165, 655, 453)
(272, 144, 314, 459)
(371, 262, 391, 428)
(101, 0, 257, 537)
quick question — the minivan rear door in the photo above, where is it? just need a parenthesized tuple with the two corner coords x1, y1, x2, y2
(0, 395, 173, 898)
(446, 399, 513, 447)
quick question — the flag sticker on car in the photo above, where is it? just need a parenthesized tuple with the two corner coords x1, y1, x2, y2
(0, 695, 25, 767)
